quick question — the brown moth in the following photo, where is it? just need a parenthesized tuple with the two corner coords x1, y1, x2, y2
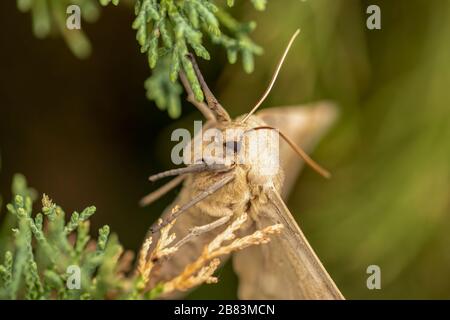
(140, 30, 344, 300)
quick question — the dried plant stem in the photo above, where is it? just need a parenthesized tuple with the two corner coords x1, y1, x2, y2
(161, 214, 283, 295)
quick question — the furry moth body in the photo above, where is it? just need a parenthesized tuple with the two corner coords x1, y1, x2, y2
(141, 30, 344, 300)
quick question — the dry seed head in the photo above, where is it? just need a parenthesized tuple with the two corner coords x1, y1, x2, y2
(159, 214, 284, 296)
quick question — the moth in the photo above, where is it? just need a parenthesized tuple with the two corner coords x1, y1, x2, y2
(141, 30, 344, 300)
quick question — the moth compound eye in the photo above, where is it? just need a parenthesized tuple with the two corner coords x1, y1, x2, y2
(224, 140, 241, 153)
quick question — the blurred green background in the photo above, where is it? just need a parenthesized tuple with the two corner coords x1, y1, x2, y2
(1, 0, 450, 299)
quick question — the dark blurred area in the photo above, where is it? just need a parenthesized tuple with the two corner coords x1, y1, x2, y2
(1, 0, 450, 299)
(0, 1, 166, 251)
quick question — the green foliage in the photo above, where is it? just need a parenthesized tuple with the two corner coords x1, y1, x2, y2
(144, 55, 183, 118)
(227, 0, 267, 11)
(124, 0, 263, 117)
(17, 0, 101, 58)
(0, 175, 159, 300)
(18, 0, 265, 118)
(99, 0, 119, 5)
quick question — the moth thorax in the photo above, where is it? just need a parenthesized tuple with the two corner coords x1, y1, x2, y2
(182, 126, 243, 165)
(244, 128, 281, 185)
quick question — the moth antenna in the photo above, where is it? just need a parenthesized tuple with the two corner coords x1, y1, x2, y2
(248, 126, 331, 179)
(179, 70, 216, 121)
(241, 29, 301, 123)
(186, 53, 231, 123)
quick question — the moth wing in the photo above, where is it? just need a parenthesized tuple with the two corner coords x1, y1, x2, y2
(235, 186, 343, 300)
(233, 102, 343, 299)
(256, 101, 338, 197)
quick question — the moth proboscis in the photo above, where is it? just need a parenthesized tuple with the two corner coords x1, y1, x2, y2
(140, 29, 344, 300)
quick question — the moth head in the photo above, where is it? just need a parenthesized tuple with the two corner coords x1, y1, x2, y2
(217, 117, 283, 185)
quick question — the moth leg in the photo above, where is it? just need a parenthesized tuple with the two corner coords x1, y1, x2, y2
(149, 163, 207, 182)
(149, 161, 233, 182)
(150, 174, 235, 233)
(173, 215, 232, 250)
(186, 53, 231, 123)
(139, 175, 186, 207)
(179, 71, 216, 121)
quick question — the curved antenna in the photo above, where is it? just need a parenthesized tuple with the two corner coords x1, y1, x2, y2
(241, 29, 301, 123)
(247, 126, 331, 179)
